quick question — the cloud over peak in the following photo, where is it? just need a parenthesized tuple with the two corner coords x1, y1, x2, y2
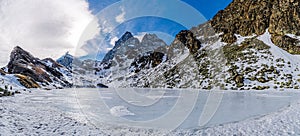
(0, 0, 99, 66)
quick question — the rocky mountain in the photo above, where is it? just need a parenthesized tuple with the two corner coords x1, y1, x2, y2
(2, 46, 72, 89)
(55, 51, 109, 88)
(57, 52, 73, 70)
(115, 30, 205, 88)
(96, 32, 168, 84)
(94, 0, 300, 90)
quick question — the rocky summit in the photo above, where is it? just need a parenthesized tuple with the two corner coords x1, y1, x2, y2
(5, 46, 72, 88)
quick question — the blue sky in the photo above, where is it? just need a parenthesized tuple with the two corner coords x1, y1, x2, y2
(81, 0, 233, 60)
(0, 0, 233, 66)
(88, 0, 232, 19)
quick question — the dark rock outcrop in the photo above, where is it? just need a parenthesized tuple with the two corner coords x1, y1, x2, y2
(130, 52, 167, 73)
(168, 30, 201, 58)
(97, 83, 108, 88)
(175, 30, 201, 54)
(6, 46, 72, 88)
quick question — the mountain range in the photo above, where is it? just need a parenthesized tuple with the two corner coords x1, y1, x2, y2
(96, 0, 300, 90)
(1, 0, 300, 90)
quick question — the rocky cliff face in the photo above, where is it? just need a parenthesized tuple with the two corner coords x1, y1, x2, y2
(168, 30, 201, 57)
(6, 46, 72, 88)
(130, 51, 167, 73)
(210, 0, 300, 54)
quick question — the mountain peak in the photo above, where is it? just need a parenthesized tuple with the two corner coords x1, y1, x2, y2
(9, 46, 37, 67)
(143, 33, 158, 39)
(112, 31, 135, 49)
(118, 31, 133, 42)
(13, 46, 23, 50)
(102, 31, 137, 63)
(141, 33, 160, 43)
(12, 46, 29, 54)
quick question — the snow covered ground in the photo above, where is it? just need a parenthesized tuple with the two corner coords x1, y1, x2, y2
(1, 88, 300, 135)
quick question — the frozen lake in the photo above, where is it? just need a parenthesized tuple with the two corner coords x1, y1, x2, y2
(27, 88, 300, 130)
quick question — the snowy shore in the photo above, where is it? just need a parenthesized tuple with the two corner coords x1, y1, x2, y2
(1, 89, 300, 136)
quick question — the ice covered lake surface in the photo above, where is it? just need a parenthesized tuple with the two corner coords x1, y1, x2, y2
(27, 88, 300, 130)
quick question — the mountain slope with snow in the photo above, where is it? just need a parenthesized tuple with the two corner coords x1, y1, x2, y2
(91, 0, 300, 90)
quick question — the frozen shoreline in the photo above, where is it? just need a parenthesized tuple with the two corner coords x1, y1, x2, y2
(1, 89, 300, 135)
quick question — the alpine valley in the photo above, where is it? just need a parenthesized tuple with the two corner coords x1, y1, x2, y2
(1, 0, 300, 93)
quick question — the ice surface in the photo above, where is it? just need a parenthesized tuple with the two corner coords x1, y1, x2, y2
(2, 88, 300, 135)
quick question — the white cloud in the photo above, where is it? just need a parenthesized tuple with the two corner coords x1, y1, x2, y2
(109, 37, 119, 46)
(0, 0, 99, 66)
(115, 7, 126, 23)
